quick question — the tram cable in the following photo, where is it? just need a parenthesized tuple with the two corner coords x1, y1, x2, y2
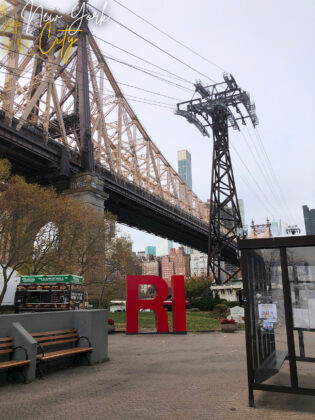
(88, 3, 216, 83)
(111, 0, 227, 73)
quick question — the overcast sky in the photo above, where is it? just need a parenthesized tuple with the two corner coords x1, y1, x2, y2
(40, 0, 315, 251)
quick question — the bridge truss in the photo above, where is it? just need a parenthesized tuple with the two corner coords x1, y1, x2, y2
(0, 0, 208, 223)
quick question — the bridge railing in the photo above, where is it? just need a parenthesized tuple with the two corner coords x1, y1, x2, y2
(95, 162, 209, 231)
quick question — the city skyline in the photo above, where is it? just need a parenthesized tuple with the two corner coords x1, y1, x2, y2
(86, 0, 315, 252)
(119, 198, 301, 252)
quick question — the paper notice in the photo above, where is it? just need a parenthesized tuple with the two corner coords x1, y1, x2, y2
(258, 303, 278, 323)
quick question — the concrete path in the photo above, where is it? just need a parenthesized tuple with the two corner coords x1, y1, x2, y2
(0, 331, 314, 419)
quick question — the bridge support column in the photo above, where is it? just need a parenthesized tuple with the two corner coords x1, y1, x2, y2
(67, 172, 108, 215)
(66, 172, 108, 304)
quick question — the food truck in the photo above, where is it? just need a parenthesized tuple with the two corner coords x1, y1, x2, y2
(14, 275, 84, 313)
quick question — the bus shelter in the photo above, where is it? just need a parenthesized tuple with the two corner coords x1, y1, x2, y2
(239, 235, 315, 407)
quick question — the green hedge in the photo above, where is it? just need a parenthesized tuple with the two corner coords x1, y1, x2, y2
(191, 295, 214, 311)
(223, 301, 241, 308)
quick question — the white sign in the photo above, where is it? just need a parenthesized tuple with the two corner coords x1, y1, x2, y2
(262, 320, 274, 331)
(258, 303, 278, 323)
(230, 306, 244, 323)
(293, 308, 310, 329)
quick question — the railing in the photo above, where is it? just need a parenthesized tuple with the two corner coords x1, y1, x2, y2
(95, 163, 209, 230)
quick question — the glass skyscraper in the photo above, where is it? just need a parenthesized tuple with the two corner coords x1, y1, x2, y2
(145, 246, 156, 256)
(178, 150, 193, 254)
(238, 199, 245, 226)
(178, 150, 192, 189)
(303, 205, 315, 235)
(270, 221, 279, 237)
(156, 238, 173, 257)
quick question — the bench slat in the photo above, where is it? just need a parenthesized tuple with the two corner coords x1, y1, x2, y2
(254, 350, 288, 384)
(39, 337, 78, 347)
(37, 347, 93, 361)
(0, 342, 13, 348)
(0, 359, 30, 370)
(35, 333, 78, 343)
(32, 329, 77, 338)
(0, 337, 13, 343)
(0, 349, 13, 355)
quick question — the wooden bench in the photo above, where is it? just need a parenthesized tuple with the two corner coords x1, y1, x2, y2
(31, 329, 93, 378)
(0, 337, 30, 382)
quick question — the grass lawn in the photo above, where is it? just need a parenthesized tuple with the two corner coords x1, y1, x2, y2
(109, 311, 223, 332)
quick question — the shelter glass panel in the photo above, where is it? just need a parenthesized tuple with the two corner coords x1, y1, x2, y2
(247, 249, 288, 385)
(287, 246, 315, 363)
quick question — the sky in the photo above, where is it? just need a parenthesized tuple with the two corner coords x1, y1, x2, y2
(38, 0, 315, 251)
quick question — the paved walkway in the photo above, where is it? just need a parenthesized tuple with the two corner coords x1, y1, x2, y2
(0, 331, 314, 419)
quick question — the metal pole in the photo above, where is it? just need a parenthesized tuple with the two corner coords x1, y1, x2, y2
(241, 249, 255, 407)
(280, 247, 298, 389)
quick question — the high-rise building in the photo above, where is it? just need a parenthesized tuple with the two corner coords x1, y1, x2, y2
(178, 150, 192, 189)
(238, 199, 245, 226)
(178, 150, 193, 254)
(142, 260, 160, 277)
(137, 251, 145, 259)
(183, 246, 193, 255)
(190, 250, 208, 276)
(170, 247, 190, 277)
(145, 246, 156, 256)
(156, 238, 173, 257)
(303, 205, 315, 235)
(270, 221, 279, 237)
(161, 247, 190, 283)
(161, 256, 175, 283)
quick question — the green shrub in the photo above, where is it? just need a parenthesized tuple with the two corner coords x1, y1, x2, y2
(214, 292, 221, 306)
(185, 276, 213, 299)
(214, 303, 228, 317)
(191, 294, 214, 311)
(224, 301, 241, 308)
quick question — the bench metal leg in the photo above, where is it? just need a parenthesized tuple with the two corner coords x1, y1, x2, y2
(18, 367, 26, 383)
(74, 352, 91, 366)
(7, 367, 27, 383)
(36, 351, 92, 378)
(36, 363, 44, 379)
(7, 367, 13, 383)
(248, 387, 255, 408)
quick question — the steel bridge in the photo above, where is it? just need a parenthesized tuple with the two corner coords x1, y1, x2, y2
(0, 0, 239, 266)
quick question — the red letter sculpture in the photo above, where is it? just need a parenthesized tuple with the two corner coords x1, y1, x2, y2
(171, 275, 187, 333)
(126, 275, 169, 333)
(126, 275, 186, 334)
